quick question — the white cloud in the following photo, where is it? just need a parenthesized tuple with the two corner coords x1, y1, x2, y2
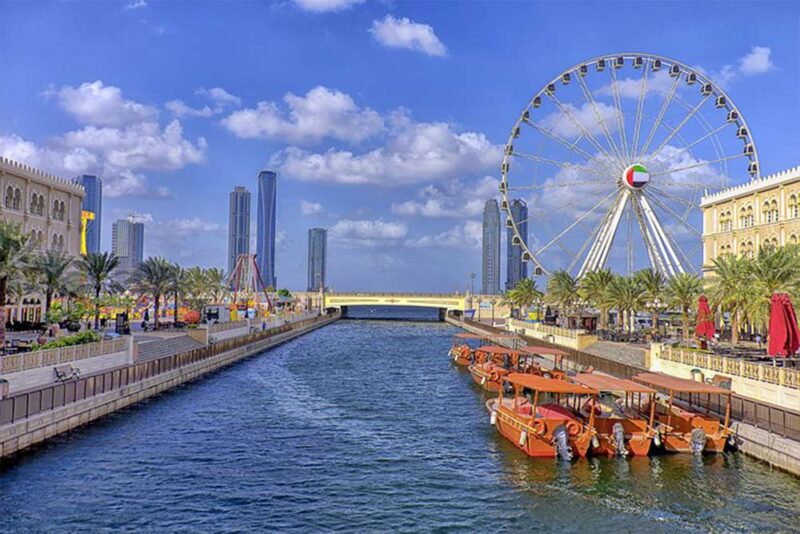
(369, 15, 447, 57)
(196, 87, 241, 110)
(392, 176, 498, 217)
(597, 69, 675, 99)
(277, 110, 501, 185)
(165, 99, 213, 118)
(405, 221, 482, 249)
(292, 0, 365, 13)
(58, 80, 158, 127)
(104, 170, 171, 198)
(540, 102, 619, 139)
(222, 86, 384, 144)
(146, 216, 226, 265)
(329, 219, 408, 247)
(125, 0, 147, 9)
(300, 200, 325, 216)
(739, 46, 774, 76)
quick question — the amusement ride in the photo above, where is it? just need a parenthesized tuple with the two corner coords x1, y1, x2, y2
(500, 53, 760, 277)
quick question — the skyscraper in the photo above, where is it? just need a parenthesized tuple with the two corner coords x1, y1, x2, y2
(506, 199, 528, 291)
(482, 199, 501, 295)
(112, 218, 145, 277)
(72, 174, 102, 254)
(307, 228, 327, 292)
(256, 170, 277, 289)
(227, 186, 251, 275)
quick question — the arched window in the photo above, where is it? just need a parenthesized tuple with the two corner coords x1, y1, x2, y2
(29, 193, 37, 214)
(789, 194, 799, 219)
(5, 186, 13, 209)
(763, 201, 772, 223)
(747, 207, 754, 227)
(771, 200, 779, 222)
(58, 235, 64, 250)
(791, 235, 798, 245)
(12, 188, 21, 210)
(37, 230, 43, 243)
(59, 200, 66, 219)
(51, 234, 58, 250)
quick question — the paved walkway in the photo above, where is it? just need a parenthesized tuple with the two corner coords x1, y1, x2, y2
(582, 340, 647, 369)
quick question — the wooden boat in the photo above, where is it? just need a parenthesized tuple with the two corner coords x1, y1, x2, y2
(572, 373, 657, 457)
(468, 346, 523, 392)
(519, 345, 569, 380)
(449, 332, 483, 366)
(486, 373, 598, 460)
(633, 372, 733, 454)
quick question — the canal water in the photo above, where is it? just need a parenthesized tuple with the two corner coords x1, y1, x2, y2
(1, 311, 799, 532)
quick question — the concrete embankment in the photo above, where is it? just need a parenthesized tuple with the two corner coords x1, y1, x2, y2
(447, 316, 800, 477)
(0, 313, 338, 459)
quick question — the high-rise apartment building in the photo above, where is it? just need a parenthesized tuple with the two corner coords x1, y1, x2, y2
(506, 199, 528, 291)
(307, 228, 327, 291)
(256, 170, 277, 289)
(482, 199, 501, 295)
(228, 186, 251, 275)
(112, 218, 145, 277)
(72, 174, 102, 254)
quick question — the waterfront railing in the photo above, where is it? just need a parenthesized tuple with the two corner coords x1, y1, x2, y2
(0, 337, 129, 375)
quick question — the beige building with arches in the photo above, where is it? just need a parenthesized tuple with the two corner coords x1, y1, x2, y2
(701, 165, 800, 273)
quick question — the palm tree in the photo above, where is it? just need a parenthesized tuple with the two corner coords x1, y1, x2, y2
(579, 268, 613, 330)
(747, 244, 800, 332)
(168, 264, 188, 325)
(546, 270, 579, 326)
(33, 249, 73, 316)
(78, 252, 120, 330)
(505, 278, 543, 318)
(666, 272, 703, 343)
(185, 266, 210, 315)
(706, 253, 752, 344)
(636, 268, 667, 333)
(606, 275, 644, 332)
(130, 257, 173, 329)
(205, 267, 227, 303)
(0, 221, 35, 345)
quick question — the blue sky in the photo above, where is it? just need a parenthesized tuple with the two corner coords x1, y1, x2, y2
(1, 0, 798, 291)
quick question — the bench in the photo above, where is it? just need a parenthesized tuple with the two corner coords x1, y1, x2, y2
(54, 364, 80, 382)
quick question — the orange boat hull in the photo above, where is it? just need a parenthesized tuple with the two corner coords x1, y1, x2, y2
(589, 417, 653, 457)
(654, 411, 729, 454)
(469, 365, 505, 392)
(489, 400, 592, 459)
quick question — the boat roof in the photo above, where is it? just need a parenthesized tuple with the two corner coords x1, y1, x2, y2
(574, 373, 656, 393)
(506, 373, 598, 394)
(476, 345, 522, 355)
(454, 332, 482, 339)
(633, 372, 731, 394)
(520, 345, 569, 356)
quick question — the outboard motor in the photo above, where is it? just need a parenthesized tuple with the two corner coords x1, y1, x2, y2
(612, 422, 628, 457)
(690, 428, 707, 455)
(503, 354, 510, 370)
(470, 351, 476, 365)
(552, 425, 573, 461)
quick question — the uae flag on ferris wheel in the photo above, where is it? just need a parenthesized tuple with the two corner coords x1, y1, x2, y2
(625, 164, 650, 188)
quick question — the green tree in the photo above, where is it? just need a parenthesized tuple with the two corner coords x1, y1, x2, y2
(747, 244, 800, 332)
(606, 275, 644, 332)
(131, 256, 173, 329)
(546, 270, 579, 325)
(33, 249, 73, 315)
(706, 253, 752, 344)
(168, 264, 188, 325)
(0, 222, 34, 343)
(579, 268, 614, 330)
(636, 268, 667, 332)
(204, 267, 227, 303)
(666, 272, 703, 343)
(505, 278, 543, 318)
(78, 252, 120, 330)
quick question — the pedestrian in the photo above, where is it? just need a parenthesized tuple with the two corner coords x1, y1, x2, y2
(261, 320, 267, 331)
(755, 333, 762, 349)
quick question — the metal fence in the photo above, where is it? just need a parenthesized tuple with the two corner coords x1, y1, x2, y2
(462, 318, 800, 442)
(0, 314, 330, 427)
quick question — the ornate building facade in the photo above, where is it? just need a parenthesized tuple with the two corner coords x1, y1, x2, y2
(0, 157, 86, 323)
(701, 165, 800, 273)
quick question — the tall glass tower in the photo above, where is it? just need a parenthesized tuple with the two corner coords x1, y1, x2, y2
(111, 218, 144, 277)
(506, 199, 528, 291)
(227, 186, 251, 275)
(482, 199, 501, 295)
(307, 228, 327, 291)
(72, 174, 102, 254)
(256, 170, 277, 289)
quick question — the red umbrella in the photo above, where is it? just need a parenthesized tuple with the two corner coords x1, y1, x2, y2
(695, 295, 715, 339)
(768, 293, 792, 357)
(781, 293, 800, 356)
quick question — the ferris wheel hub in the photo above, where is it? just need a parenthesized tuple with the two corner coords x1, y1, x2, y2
(622, 163, 650, 190)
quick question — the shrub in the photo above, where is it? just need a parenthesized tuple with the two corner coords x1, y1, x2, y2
(31, 330, 101, 350)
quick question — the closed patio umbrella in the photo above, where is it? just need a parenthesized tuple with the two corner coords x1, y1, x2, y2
(768, 293, 793, 357)
(695, 295, 715, 340)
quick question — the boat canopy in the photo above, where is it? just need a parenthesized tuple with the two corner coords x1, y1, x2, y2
(454, 332, 482, 339)
(476, 345, 523, 355)
(574, 373, 656, 394)
(519, 345, 568, 356)
(633, 372, 731, 395)
(506, 373, 598, 394)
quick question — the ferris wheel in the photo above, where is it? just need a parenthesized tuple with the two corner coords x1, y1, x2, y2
(500, 53, 760, 278)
